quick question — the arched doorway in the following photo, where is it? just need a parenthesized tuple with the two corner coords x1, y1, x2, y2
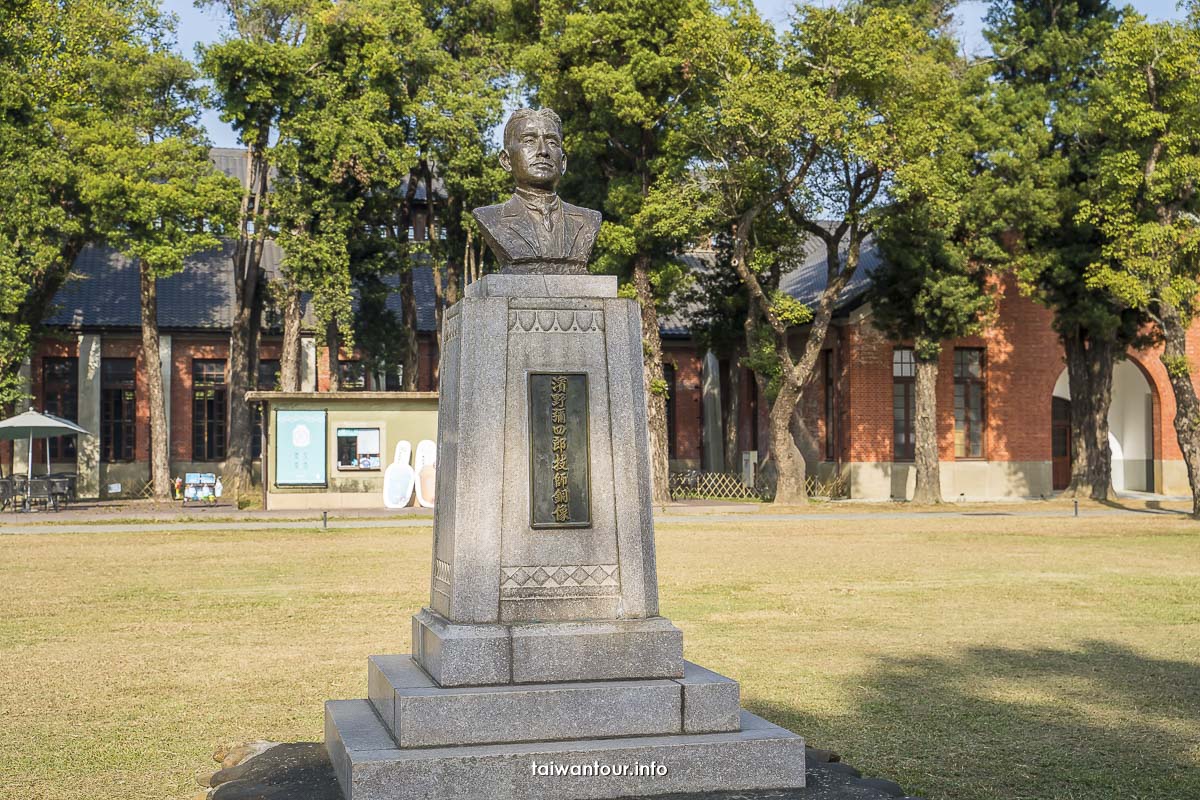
(1052, 397, 1072, 490)
(1052, 359, 1156, 493)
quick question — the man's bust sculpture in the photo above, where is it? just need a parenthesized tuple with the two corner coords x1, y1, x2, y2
(472, 108, 601, 275)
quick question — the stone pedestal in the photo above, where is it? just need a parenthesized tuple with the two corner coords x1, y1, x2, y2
(325, 275, 804, 799)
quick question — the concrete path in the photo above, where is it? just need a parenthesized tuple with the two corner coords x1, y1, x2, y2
(0, 503, 1188, 535)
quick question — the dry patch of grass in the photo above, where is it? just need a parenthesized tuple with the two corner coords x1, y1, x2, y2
(1, 514, 1198, 800)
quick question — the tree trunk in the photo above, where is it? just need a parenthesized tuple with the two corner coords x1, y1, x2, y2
(224, 147, 270, 502)
(912, 351, 942, 504)
(399, 268, 419, 391)
(225, 288, 256, 500)
(279, 283, 302, 392)
(1159, 304, 1200, 516)
(139, 265, 171, 500)
(325, 318, 341, 392)
(723, 360, 741, 473)
(1063, 330, 1115, 500)
(768, 378, 806, 503)
(1086, 338, 1115, 501)
(632, 255, 671, 506)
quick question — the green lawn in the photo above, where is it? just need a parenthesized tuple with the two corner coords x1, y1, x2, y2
(1, 514, 1197, 800)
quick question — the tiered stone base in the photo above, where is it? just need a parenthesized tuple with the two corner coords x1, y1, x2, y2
(325, 655, 805, 799)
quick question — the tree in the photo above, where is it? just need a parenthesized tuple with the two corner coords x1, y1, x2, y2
(517, 0, 709, 504)
(869, 200, 997, 503)
(199, 0, 310, 497)
(982, 0, 1137, 501)
(1081, 15, 1200, 513)
(866, 28, 1004, 505)
(663, 2, 963, 503)
(271, 0, 505, 393)
(0, 0, 238, 497)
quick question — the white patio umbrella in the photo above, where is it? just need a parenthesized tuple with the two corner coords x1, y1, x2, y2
(0, 410, 91, 480)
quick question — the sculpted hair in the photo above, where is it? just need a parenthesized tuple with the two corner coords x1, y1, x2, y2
(503, 108, 563, 150)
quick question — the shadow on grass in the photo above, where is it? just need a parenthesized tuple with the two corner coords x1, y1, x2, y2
(749, 640, 1200, 800)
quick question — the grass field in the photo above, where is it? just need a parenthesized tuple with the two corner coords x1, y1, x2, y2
(1, 513, 1198, 800)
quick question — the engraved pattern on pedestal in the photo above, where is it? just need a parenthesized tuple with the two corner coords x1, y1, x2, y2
(499, 564, 620, 599)
(508, 309, 605, 334)
(433, 559, 452, 598)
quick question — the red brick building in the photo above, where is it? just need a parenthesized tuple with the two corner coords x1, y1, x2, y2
(3, 149, 1192, 500)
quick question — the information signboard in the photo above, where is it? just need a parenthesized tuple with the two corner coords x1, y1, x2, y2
(276, 409, 327, 486)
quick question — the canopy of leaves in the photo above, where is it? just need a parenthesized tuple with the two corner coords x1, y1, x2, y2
(0, 0, 238, 406)
(1080, 16, 1200, 319)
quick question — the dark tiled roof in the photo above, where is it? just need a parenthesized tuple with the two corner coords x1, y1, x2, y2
(48, 242, 435, 333)
(777, 229, 880, 310)
(381, 264, 438, 333)
(660, 232, 879, 338)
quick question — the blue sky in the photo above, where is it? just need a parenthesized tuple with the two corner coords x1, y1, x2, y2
(166, 0, 1189, 148)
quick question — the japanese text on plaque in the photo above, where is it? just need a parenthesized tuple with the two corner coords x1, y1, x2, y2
(528, 372, 590, 528)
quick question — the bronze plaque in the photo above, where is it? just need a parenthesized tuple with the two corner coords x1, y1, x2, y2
(528, 372, 591, 528)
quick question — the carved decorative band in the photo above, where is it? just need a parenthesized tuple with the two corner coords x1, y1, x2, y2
(433, 559, 452, 586)
(501, 564, 618, 589)
(508, 310, 604, 334)
(442, 314, 462, 345)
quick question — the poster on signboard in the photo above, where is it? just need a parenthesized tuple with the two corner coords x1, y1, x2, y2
(276, 410, 327, 486)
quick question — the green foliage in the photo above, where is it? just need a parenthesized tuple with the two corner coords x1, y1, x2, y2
(768, 291, 812, 328)
(870, 197, 996, 357)
(981, 0, 1144, 344)
(0, 0, 238, 407)
(517, 0, 714, 310)
(1079, 17, 1200, 326)
(1163, 354, 1191, 381)
(667, 1, 967, 397)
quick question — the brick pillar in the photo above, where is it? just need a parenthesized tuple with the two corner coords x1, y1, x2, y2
(76, 334, 102, 498)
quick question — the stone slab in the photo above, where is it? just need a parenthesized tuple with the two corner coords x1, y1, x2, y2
(326, 700, 806, 800)
(675, 661, 741, 734)
(211, 741, 924, 800)
(369, 655, 683, 747)
(412, 608, 509, 687)
(510, 617, 684, 683)
(465, 273, 617, 299)
(413, 609, 684, 686)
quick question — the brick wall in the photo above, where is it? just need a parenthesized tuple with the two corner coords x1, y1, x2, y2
(846, 273, 1063, 465)
(170, 337, 230, 463)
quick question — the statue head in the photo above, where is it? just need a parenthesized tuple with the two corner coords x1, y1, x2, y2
(499, 108, 566, 193)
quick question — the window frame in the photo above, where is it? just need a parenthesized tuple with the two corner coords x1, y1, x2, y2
(338, 359, 366, 391)
(335, 426, 382, 471)
(100, 358, 136, 464)
(953, 348, 987, 460)
(823, 350, 836, 462)
(251, 359, 281, 459)
(192, 359, 228, 462)
(42, 356, 79, 461)
(662, 362, 678, 460)
(892, 348, 916, 463)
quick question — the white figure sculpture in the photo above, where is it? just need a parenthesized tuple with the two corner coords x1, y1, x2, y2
(382, 440, 415, 509)
(413, 439, 436, 509)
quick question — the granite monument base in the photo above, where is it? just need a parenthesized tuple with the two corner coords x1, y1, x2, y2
(326, 655, 805, 800)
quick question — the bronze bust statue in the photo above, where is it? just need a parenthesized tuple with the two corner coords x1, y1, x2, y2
(472, 108, 602, 275)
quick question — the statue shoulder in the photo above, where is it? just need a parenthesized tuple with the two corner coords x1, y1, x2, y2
(563, 202, 602, 230)
(471, 203, 505, 226)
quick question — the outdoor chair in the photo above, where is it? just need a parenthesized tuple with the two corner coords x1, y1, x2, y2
(48, 478, 71, 508)
(26, 478, 55, 511)
(0, 479, 11, 511)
